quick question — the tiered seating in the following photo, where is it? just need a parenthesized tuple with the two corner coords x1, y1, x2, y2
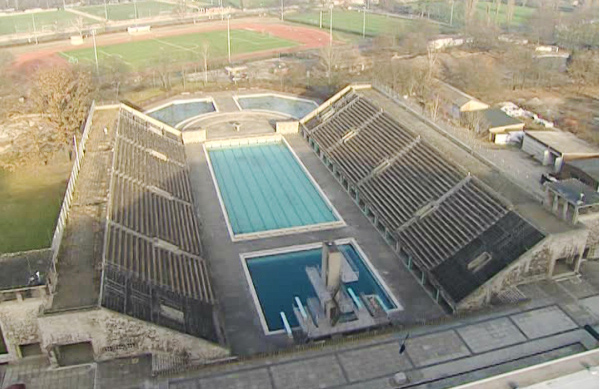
(104, 108, 211, 303)
(360, 142, 464, 230)
(118, 111, 186, 164)
(396, 178, 508, 270)
(105, 224, 213, 302)
(114, 139, 193, 203)
(110, 175, 202, 256)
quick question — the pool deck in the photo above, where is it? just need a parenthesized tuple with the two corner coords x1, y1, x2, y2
(186, 127, 445, 355)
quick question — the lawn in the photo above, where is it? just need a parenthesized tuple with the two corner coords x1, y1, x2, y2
(0, 10, 96, 36)
(225, 0, 279, 9)
(0, 164, 70, 254)
(475, 1, 535, 27)
(60, 29, 299, 69)
(286, 10, 426, 37)
(76, 1, 179, 21)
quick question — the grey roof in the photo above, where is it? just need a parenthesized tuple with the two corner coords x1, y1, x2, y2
(525, 131, 598, 155)
(546, 178, 599, 206)
(436, 81, 483, 108)
(0, 249, 51, 291)
(481, 108, 523, 129)
(565, 158, 599, 183)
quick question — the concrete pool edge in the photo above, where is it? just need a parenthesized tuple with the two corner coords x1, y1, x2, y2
(239, 237, 404, 336)
(144, 97, 219, 129)
(203, 134, 346, 242)
(232, 92, 319, 119)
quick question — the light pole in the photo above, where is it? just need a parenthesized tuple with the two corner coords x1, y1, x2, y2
(319, 10, 322, 28)
(329, 4, 333, 47)
(362, 7, 366, 38)
(133, 0, 138, 20)
(92, 29, 99, 74)
(227, 14, 231, 63)
(104, 0, 108, 20)
(280, 0, 283, 20)
(31, 13, 38, 44)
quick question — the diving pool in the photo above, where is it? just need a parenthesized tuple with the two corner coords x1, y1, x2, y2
(206, 138, 342, 239)
(236, 94, 318, 119)
(147, 99, 216, 127)
(243, 241, 398, 333)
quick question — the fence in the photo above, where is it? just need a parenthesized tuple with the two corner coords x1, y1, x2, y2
(48, 101, 96, 292)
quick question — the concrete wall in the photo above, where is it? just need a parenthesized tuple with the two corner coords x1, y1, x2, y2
(458, 228, 588, 310)
(276, 121, 299, 134)
(37, 308, 229, 364)
(182, 129, 207, 144)
(0, 300, 229, 364)
(0, 298, 45, 362)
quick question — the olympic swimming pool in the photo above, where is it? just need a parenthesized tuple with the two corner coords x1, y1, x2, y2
(205, 137, 343, 240)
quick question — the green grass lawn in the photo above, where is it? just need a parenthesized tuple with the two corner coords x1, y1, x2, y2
(76, 1, 179, 21)
(286, 10, 426, 37)
(225, 0, 279, 9)
(0, 164, 70, 254)
(0, 10, 96, 36)
(60, 29, 299, 69)
(475, 1, 535, 27)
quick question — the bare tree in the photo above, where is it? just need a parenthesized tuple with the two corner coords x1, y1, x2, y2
(201, 41, 210, 85)
(568, 50, 600, 92)
(318, 45, 341, 87)
(31, 66, 93, 147)
(506, 0, 515, 26)
(461, 110, 488, 134)
(72, 16, 85, 37)
(464, 0, 479, 24)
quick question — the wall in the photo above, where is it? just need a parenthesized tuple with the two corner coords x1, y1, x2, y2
(0, 298, 45, 362)
(182, 129, 207, 144)
(458, 228, 589, 310)
(37, 308, 229, 364)
(276, 121, 299, 134)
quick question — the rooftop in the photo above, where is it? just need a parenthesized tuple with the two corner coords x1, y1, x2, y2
(482, 108, 524, 130)
(525, 131, 598, 156)
(565, 158, 599, 183)
(0, 249, 51, 291)
(435, 81, 486, 108)
(546, 179, 600, 206)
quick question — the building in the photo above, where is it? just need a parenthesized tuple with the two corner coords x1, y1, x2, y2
(558, 157, 599, 190)
(480, 108, 525, 143)
(435, 81, 489, 120)
(300, 84, 589, 312)
(522, 130, 599, 171)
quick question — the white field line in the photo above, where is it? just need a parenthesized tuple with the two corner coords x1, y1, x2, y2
(65, 7, 106, 22)
(97, 49, 134, 66)
(153, 37, 199, 53)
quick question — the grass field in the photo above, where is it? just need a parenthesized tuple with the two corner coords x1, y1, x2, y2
(76, 1, 179, 21)
(226, 0, 279, 9)
(60, 29, 299, 69)
(0, 10, 96, 36)
(475, 1, 535, 27)
(0, 164, 70, 254)
(286, 10, 429, 37)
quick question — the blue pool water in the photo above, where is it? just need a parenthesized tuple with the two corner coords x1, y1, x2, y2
(237, 95, 318, 119)
(148, 100, 215, 127)
(208, 142, 338, 236)
(246, 244, 396, 332)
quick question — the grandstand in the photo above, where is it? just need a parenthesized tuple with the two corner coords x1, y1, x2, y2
(100, 108, 221, 343)
(301, 86, 547, 310)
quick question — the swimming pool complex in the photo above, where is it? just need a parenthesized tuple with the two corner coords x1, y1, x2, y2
(147, 99, 216, 127)
(242, 240, 399, 333)
(235, 94, 318, 119)
(205, 137, 342, 240)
